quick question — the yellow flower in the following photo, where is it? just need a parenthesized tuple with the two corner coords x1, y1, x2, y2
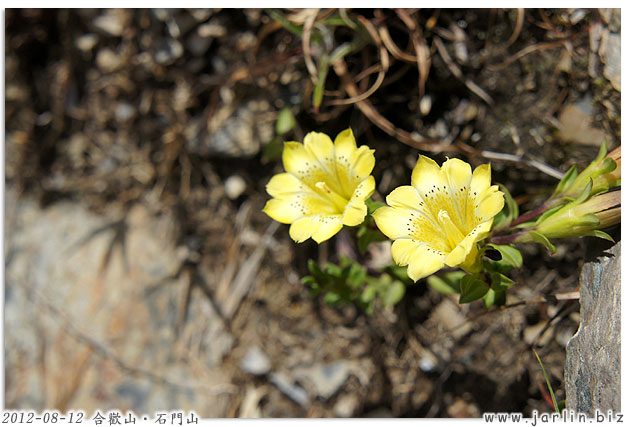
(373, 156, 504, 281)
(263, 129, 376, 243)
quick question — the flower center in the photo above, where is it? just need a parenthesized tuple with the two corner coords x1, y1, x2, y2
(315, 181, 349, 211)
(437, 209, 466, 250)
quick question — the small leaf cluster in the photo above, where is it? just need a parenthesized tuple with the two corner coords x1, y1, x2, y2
(356, 200, 387, 255)
(262, 107, 297, 163)
(427, 243, 523, 308)
(302, 256, 405, 314)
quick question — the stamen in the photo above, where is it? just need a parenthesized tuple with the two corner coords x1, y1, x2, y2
(438, 210, 465, 249)
(316, 181, 349, 211)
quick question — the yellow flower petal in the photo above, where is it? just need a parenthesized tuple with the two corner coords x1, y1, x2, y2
(391, 239, 420, 266)
(470, 163, 491, 195)
(303, 131, 335, 167)
(334, 128, 357, 163)
(349, 174, 375, 203)
(441, 158, 472, 190)
(266, 172, 304, 197)
(386, 185, 423, 210)
(373, 206, 411, 240)
(351, 146, 376, 183)
(265, 129, 377, 243)
(378, 156, 503, 280)
(477, 186, 505, 220)
(263, 198, 304, 224)
(411, 155, 448, 198)
(406, 244, 446, 282)
(289, 215, 319, 243)
(312, 215, 343, 243)
(444, 220, 492, 267)
(333, 128, 364, 194)
(343, 175, 376, 226)
(391, 240, 446, 281)
(282, 141, 313, 177)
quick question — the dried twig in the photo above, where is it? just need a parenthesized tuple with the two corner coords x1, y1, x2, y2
(327, 16, 388, 106)
(332, 57, 453, 153)
(302, 8, 321, 83)
(487, 40, 565, 71)
(433, 36, 494, 106)
(458, 141, 566, 180)
(378, 22, 417, 63)
(505, 8, 525, 47)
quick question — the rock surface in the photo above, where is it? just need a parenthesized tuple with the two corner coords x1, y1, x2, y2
(4, 189, 235, 416)
(565, 239, 621, 415)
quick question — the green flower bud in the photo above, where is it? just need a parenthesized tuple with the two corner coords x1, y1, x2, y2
(534, 189, 620, 240)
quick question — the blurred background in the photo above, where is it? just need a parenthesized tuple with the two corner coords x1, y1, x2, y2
(4, 8, 621, 417)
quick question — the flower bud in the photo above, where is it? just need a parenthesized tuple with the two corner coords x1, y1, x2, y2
(534, 189, 620, 240)
(558, 142, 620, 201)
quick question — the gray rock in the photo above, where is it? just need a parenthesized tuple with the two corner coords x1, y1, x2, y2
(4, 189, 235, 416)
(76, 33, 99, 52)
(93, 11, 124, 37)
(296, 360, 351, 400)
(566, 239, 621, 415)
(269, 372, 309, 407)
(115, 102, 136, 123)
(224, 175, 246, 200)
(334, 394, 359, 417)
(600, 32, 621, 92)
(186, 30, 213, 57)
(96, 48, 123, 73)
(154, 39, 183, 65)
(241, 346, 271, 376)
(187, 99, 275, 158)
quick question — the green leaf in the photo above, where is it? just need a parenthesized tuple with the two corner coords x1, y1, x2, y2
(313, 55, 330, 111)
(275, 108, 296, 135)
(535, 205, 566, 225)
(383, 280, 405, 307)
(578, 213, 601, 227)
(308, 259, 323, 278)
(528, 231, 557, 255)
(265, 9, 304, 37)
(361, 284, 376, 303)
(324, 292, 342, 305)
(459, 275, 490, 304)
(356, 227, 387, 255)
(326, 262, 342, 277)
(261, 136, 284, 163)
(490, 272, 515, 292)
(484, 259, 506, 274)
(483, 288, 496, 308)
(572, 179, 593, 205)
(385, 264, 412, 286)
(346, 263, 367, 289)
(485, 244, 523, 268)
(581, 229, 615, 242)
(493, 184, 518, 230)
(494, 289, 507, 306)
(328, 41, 361, 64)
(301, 275, 316, 287)
(593, 139, 608, 163)
(533, 349, 559, 414)
(483, 287, 507, 307)
(366, 199, 385, 215)
(554, 165, 578, 196)
(426, 271, 465, 295)
(599, 157, 617, 175)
